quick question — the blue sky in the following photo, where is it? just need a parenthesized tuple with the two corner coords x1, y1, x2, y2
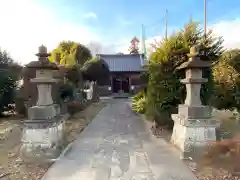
(35, 0, 240, 41)
(0, 0, 240, 64)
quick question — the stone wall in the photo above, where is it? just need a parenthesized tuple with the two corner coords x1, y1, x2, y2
(98, 85, 112, 96)
(131, 85, 143, 94)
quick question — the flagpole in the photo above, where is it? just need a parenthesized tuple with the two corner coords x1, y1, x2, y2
(165, 9, 168, 40)
(140, 24, 147, 63)
(141, 24, 146, 55)
(204, 0, 207, 39)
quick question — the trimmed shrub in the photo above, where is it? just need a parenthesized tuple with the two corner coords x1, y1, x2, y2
(58, 83, 74, 101)
(132, 91, 146, 114)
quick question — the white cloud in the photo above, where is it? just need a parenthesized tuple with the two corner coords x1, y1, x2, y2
(113, 38, 131, 53)
(143, 19, 240, 55)
(83, 12, 97, 19)
(0, 0, 99, 65)
(86, 41, 114, 56)
(87, 41, 129, 55)
(1, 0, 240, 65)
(146, 36, 163, 53)
(88, 38, 132, 55)
(210, 19, 240, 49)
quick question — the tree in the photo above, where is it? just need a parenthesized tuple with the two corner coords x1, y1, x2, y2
(81, 57, 110, 84)
(49, 40, 92, 67)
(145, 21, 224, 129)
(65, 64, 83, 87)
(211, 49, 240, 110)
(65, 56, 110, 92)
(0, 48, 22, 115)
(128, 36, 140, 54)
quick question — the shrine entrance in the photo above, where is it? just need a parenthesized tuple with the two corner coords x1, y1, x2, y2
(112, 75, 130, 94)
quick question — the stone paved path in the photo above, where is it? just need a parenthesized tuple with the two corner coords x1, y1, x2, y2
(42, 99, 197, 180)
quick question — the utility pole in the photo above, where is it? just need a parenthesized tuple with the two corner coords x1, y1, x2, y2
(165, 9, 168, 40)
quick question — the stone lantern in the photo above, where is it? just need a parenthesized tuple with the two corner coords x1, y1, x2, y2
(171, 45, 219, 159)
(20, 45, 68, 162)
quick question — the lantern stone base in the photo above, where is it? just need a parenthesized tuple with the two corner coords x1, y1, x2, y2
(20, 114, 69, 163)
(171, 109, 219, 160)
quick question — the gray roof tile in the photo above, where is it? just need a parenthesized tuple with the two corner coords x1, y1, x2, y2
(98, 54, 144, 72)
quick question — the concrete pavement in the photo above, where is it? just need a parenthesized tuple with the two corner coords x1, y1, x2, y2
(42, 99, 197, 180)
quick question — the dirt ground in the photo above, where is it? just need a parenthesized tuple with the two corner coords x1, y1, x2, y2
(0, 101, 106, 180)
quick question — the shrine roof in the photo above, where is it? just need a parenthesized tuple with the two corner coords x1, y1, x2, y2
(98, 54, 145, 72)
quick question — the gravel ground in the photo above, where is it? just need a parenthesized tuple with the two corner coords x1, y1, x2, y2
(0, 101, 106, 180)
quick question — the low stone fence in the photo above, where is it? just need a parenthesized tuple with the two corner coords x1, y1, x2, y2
(131, 85, 143, 95)
(98, 85, 112, 96)
(98, 84, 145, 97)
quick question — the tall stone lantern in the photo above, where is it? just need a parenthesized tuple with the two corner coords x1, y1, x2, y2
(171, 46, 219, 159)
(20, 45, 68, 162)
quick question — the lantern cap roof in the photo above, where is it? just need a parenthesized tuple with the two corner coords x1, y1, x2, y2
(177, 45, 211, 70)
(26, 45, 58, 70)
(35, 45, 51, 57)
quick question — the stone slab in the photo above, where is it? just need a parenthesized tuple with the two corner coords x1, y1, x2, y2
(23, 114, 69, 129)
(28, 104, 60, 120)
(42, 99, 197, 180)
(178, 104, 211, 119)
(172, 114, 220, 127)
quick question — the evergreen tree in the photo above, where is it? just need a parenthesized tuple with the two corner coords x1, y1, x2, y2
(146, 21, 224, 128)
(0, 49, 22, 115)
